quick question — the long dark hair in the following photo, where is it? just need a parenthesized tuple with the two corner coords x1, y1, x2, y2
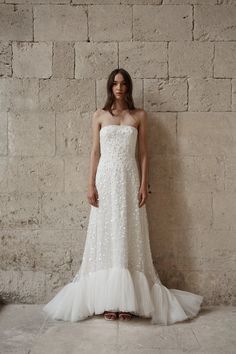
(102, 68, 136, 116)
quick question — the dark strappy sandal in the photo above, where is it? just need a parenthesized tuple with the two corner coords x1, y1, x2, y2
(118, 312, 133, 321)
(103, 311, 118, 321)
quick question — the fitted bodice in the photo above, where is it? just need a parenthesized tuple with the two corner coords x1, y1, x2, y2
(99, 125, 138, 162)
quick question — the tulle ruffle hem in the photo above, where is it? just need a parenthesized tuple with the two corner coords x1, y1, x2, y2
(43, 267, 203, 325)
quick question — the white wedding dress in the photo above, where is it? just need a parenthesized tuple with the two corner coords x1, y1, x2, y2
(43, 124, 203, 325)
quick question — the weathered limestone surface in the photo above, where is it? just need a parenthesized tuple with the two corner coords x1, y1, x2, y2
(38, 79, 95, 112)
(144, 78, 188, 111)
(176, 112, 236, 156)
(119, 42, 168, 78)
(0, 78, 39, 112)
(74, 42, 118, 79)
(169, 42, 214, 78)
(89, 5, 132, 41)
(232, 79, 236, 110)
(12, 42, 52, 78)
(0, 2, 235, 306)
(52, 42, 74, 78)
(0, 41, 12, 77)
(0, 113, 7, 156)
(214, 42, 236, 78)
(34, 5, 87, 41)
(188, 78, 231, 111)
(133, 5, 193, 41)
(194, 5, 236, 41)
(8, 111, 55, 156)
(0, 5, 33, 41)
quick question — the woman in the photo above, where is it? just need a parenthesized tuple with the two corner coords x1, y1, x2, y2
(43, 68, 203, 325)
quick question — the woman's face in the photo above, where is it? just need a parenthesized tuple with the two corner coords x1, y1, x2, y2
(112, 73, 128, 100)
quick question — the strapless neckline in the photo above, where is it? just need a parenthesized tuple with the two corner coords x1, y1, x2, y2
(100, 125, 138, 133)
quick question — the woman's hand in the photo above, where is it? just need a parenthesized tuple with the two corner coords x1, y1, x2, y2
(87, 184, 99, 207)
(138, 184, 148, 207)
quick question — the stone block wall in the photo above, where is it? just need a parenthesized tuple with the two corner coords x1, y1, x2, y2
(0, 0, 235, 305)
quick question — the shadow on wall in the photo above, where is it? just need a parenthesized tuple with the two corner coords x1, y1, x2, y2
(145, 111, 203, 297)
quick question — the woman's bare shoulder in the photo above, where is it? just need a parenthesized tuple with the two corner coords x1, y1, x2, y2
(132, 109, 147, 126)
(94, 108, 108, 119)
(93, 108, 104, 117)
(92, 108, 105, 124)
(134, 108, 147, 114)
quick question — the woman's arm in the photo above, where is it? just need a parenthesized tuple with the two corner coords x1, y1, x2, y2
(137, 110, 149, 207)
(87, 110, 101, 207)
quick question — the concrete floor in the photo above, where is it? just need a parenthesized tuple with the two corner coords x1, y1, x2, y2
(0, 304, 235, 354)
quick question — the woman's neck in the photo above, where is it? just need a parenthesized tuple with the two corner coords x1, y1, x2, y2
(111, 102, 128, 112)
